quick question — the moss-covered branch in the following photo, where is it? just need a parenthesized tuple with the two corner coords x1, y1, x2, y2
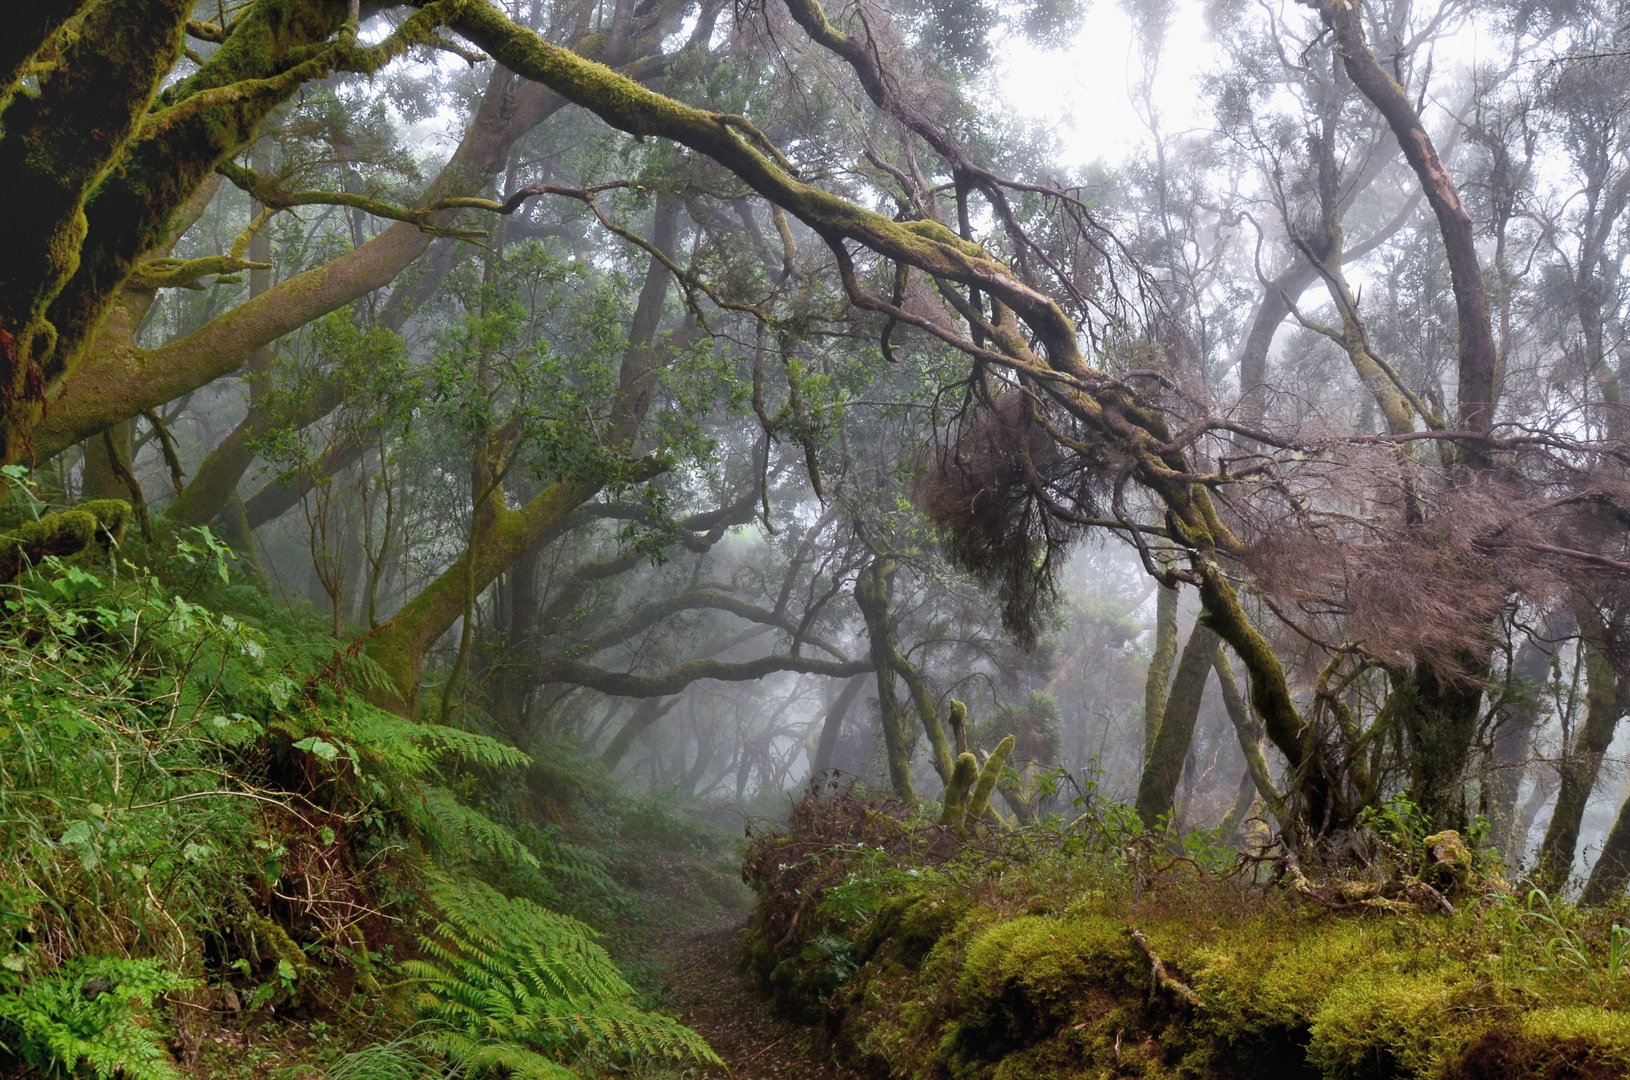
(0, 0, 192, 462)
(0, 500, 129, 582)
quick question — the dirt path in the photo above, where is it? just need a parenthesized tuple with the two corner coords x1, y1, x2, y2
(656, 915, 860, 1080)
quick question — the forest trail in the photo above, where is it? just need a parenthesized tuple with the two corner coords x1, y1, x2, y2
(656, 915, 858, 1080)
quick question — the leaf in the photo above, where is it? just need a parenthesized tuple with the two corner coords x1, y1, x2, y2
(268, 676, 298, 711)
(293, 736, 340, 763)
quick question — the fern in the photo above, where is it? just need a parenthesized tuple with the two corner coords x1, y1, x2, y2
(417, 786, 541, 872)
(0, 956, 194, 1080)
(400, 881, 720, 1077)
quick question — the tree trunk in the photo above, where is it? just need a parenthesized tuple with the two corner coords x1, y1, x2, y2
(1136, 621, 1221, 829)
(1581, 786, 1630, 905)
(854, 558, 918, 804)
(1142, 581, 1180, 754)
(600, 696, 680, 772)
(811, 674, 867, 780)
(1489, 614, 1569, 858)
(1536, 635, 1624, 890)
(1309, 0, 1498, 450)
(1214, 643, 1283, 826)
(1401, 657, 1488, 831)
(362, 197, 680, 712)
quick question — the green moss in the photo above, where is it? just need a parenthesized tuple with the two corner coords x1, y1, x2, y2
(1447, 1006, 1630, 1079)
(864, 892, 972, 969)
(1169, 919, 1382, 1076)
(0, 498, 127, 580)
(954, 914, 1142, 1058)
(1306, 969, 1466, 1079)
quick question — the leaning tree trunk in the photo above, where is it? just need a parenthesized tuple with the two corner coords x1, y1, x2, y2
(811, 674, 867, 779)
(1581, 785, 1630, 905)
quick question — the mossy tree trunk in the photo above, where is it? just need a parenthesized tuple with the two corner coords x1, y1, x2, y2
(1214, 643, 1284, 827)
(854, 557, 920, 804)
(1398, 657, 1491, 832)
(1142, 580, 1179, 757)
(1136, 621, 1220, 829)
(1581, 787, 1630, 904)
(362, 195, 680, 713)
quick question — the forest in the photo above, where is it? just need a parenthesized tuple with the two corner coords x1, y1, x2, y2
(5, 0, 1630, 1075)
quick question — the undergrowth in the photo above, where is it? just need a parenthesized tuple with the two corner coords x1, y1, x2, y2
(743, 779, 1630, 1080)
(0, 516, 731, 1079)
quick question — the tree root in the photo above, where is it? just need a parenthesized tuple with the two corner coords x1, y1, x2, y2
(1129, 928, 1198, 1007)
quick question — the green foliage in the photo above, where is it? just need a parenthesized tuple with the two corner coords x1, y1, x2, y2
(0, 537, 698, 1077)
(401, 881, 721, 1078)
(0, 956, 194, 1080)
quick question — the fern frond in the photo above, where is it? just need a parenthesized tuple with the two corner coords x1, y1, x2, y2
(417, 787, 540, 872)
(403, 882, 721, 1077)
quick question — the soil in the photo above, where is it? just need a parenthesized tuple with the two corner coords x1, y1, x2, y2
(656, 914, 860, 1080)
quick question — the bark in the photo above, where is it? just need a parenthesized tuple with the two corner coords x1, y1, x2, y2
(1401, 657, 1488, 831)
(1238, 136, 1414, 426)
(1216, 768, 1260, 841)
(1488, 614, 1570, 858)
(39, 68, 568, 463)
(0, 1, 90, 105)
(810, 674, 867, 778)
(854, 558, 919, 804)
(0, 0, 192, 463)
(165, 377, 343, 527)
(850, 556, 954, 785)
(1136, 621, 1221, 829)
(1536, 633, 1625, 890)
(1214, 643, 1284, 826)
(80, 420, 134, 501)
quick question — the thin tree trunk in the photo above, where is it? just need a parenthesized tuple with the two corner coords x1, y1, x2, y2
(600, 697, 680, 771)
(811, 674, 867, 780)
(1581, 788, 1630, 905)
(854, 557, 918, 804)
(1489, 614, 1569, 858)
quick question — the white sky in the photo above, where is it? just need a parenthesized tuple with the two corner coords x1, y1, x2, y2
(995, 0, 1502, 174)
(998, 4, 1210, 168)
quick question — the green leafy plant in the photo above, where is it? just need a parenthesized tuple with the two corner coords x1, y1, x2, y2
(0, 956, 193, 1080)
(401, 881, 720, 1078)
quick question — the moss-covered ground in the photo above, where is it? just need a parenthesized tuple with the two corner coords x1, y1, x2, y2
(742, 790, 1630, 1080)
